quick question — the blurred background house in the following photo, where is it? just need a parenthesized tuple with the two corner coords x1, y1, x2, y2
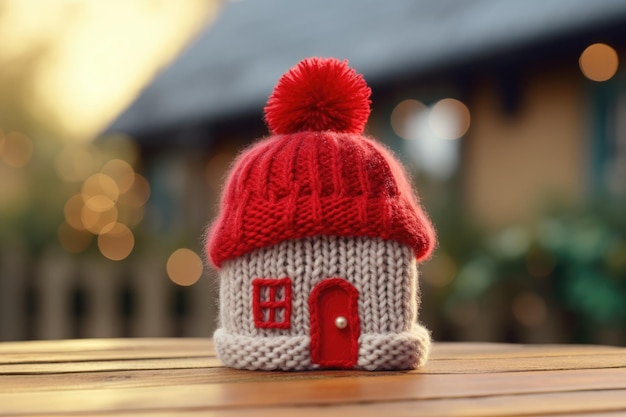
(1, 0, 625, 345)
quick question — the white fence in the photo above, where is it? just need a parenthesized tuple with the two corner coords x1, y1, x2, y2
(0, 246, 218, 341)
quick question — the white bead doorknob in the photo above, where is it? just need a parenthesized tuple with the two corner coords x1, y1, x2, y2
(335, 316, 348, 329)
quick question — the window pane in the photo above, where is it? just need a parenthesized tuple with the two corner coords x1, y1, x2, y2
(251, 277, 292, 329)
(260, 286, 270, 302)
(275, 307, 285, 322)
(275, 285, 284, 301)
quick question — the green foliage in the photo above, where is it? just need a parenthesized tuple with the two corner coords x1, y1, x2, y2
(436, 198, 626, 342)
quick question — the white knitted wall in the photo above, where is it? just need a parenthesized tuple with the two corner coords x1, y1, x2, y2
(216, 235, 431, 370)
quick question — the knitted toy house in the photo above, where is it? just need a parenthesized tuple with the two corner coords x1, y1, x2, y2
(206, 57, 436, 371)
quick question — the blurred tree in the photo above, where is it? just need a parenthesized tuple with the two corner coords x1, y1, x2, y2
(434, 198, 626, 344)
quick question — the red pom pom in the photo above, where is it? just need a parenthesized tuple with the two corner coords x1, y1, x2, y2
(265, 57, 372, 135)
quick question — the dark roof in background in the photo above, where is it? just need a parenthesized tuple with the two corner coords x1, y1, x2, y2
(107, 0, 626, 137)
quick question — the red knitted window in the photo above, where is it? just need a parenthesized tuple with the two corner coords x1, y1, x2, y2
(252, 278, 292, 329)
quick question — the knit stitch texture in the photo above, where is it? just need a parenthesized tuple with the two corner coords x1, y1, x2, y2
(206, 57, 435, 371)
(214, 236, 431, 371)
(206, 130, 435, 268)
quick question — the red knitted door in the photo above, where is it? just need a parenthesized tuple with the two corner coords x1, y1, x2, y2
(309, 278, 360, 368)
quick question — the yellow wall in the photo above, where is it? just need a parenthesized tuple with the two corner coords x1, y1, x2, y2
(464, 69, 588, 228)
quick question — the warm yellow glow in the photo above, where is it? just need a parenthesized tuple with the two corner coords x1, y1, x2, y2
(101, 159, 135, 194)
(82, 173, 119, 211)
(429, 98, 471, 140)
(0, 0, 220, 141)
(85, 195, 116, 212)
(579, 43, 619, 82)
(0, 132, 33, 167)
(81, 204, 118, 235)
(97, 223, 134, 261)
(55, 144, 98, 182)
(64, 194, 87, 231)
(390, 99, 427, 140)
(512, 292, 547, 327)
(167, 248, 204, 286)
(58, 222, 93, 253)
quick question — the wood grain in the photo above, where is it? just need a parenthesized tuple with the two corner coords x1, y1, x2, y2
(0, 338, 215, 359)
(53, 390, 626, 417)
(0, 338, 624, 417)
(2, 368, 626, 414)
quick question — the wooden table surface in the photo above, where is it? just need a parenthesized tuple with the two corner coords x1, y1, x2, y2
(0, 338, 625, 416)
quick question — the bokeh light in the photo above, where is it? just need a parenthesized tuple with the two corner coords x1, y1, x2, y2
(0, 131, 33, 167)
(101, 159, 135, 193)
(64, 194, 87, 231)
(81, 204, 118, 235)
(82, 173, 119, 211)
(398, 98, 462, 180)
(390, 99, 427, 140)
(120, 173, 150, 208)
(59, 156, 150, 259)
(97, 223, 135, 261)
(579, 43, 619, 82)
(512, 292, 548, 327)
(429, 98, 471, 140)
(166, 248, 204, 286)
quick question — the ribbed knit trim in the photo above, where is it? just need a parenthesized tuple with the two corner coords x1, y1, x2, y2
(214, 330, 311, 371)
(358, 324, 431, 370)
(214, 324, 431, 371)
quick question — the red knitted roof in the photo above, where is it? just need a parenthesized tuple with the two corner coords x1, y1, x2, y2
(206, 58, 435, 268)
(206, 131, 435, 268)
